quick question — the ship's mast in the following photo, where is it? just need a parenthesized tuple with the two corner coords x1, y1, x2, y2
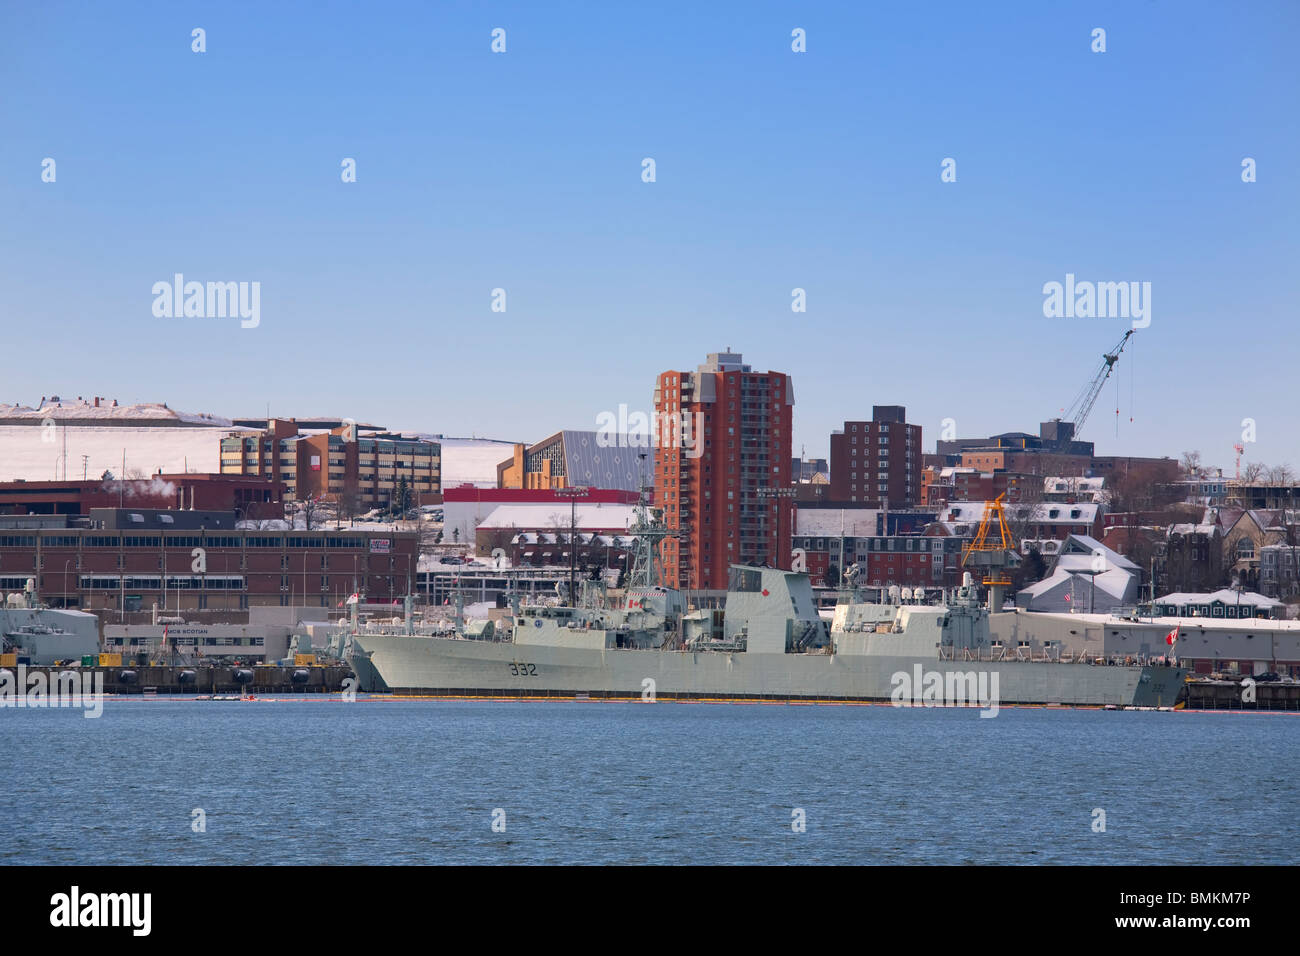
(625, 459, 671, 590)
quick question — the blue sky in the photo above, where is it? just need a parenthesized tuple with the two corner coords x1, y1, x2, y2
(2, 1, 1297, 471)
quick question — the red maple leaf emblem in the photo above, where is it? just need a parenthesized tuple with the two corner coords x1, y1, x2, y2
(761, 588, 770, 596)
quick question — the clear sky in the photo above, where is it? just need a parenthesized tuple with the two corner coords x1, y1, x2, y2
(2, 1, 1296, 472)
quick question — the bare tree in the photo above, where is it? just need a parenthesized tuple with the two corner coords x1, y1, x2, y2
(335, 487, 363, 528)
(1179, 450, 1202, 479)
(1002, 482, 1045, 549)
(1267, 463, 1296, 486)
(301, 496, 322, 531)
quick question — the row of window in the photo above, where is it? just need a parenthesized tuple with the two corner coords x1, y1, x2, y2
(793, 537, 950, 552)
(106, 637, 265, 646)
(78, 576, 246, 590)
(0, 534, 379, 550)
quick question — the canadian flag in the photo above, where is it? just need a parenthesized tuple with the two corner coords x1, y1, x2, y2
(345, 593, 359, 606)
(1165, 624, 1180, 646)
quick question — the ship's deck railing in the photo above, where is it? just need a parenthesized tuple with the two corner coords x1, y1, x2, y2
(937, 646, 1178, 667)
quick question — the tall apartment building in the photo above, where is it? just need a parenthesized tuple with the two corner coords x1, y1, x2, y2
(654, 352, 794, 590)
(220, 419, 440, 510)
(828, 407, 922, 507)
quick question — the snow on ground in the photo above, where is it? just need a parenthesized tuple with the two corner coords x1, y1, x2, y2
(424, 437, 517, 488)
(237, 516, 422, 531)
(0, 424, 234, 481)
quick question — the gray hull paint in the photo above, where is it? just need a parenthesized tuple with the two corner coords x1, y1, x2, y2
(350, 634, 1185, 707)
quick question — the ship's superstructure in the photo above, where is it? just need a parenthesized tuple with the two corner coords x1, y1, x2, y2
(1, 583, 101, 665)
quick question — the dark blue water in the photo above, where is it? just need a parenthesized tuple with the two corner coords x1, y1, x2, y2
(3, 699, 1296, 865)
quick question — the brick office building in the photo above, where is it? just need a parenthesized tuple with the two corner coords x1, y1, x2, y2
(220, 419, 439, 511)
(0, 508, 416, 612)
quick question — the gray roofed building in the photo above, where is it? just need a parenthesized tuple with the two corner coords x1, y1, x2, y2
(497, 430, 646, 491)
(1015, 534, 1141, 614)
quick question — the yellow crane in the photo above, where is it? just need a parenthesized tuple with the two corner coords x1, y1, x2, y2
(960, 494, 1018, 610)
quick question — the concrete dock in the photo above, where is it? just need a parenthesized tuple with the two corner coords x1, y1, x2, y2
(4, 664, 355, 695)
(1184, 679, 1300, 711)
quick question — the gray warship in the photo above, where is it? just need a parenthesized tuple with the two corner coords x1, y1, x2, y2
(348, 505, 1185, 708)
(2, 580, 101, 665)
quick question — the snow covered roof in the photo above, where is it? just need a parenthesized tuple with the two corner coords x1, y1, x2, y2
(942, 501, 1100, 525)
(1168, 523, 1219, 536)
(475, 503, 640, 531)
(796, 509, 879, 537)
(1056, 534, 1139, 571)
(1020, 565, 1134, 603)
(1155, 590, 1282, 608)
(1015, 534, 1144, 612)
(0, 399, 232, 426)
(1043, 476, 1105, 492)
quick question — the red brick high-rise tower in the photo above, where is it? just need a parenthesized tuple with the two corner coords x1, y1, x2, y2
(653, 352, 794, 590)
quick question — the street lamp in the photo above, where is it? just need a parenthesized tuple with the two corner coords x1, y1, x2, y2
(63, 560, 71, 609)
(554, 486, 590, 603)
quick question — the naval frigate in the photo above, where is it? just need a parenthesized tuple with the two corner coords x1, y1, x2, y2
(347, 505, 1185, 708)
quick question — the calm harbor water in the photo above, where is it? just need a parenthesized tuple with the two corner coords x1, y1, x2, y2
(4, 699, 1296, 865)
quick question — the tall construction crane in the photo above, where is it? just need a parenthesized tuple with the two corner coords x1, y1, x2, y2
(1049, 328, 1135, 445)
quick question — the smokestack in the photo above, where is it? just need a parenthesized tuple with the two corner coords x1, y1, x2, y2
(94, 396, 100, 408)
